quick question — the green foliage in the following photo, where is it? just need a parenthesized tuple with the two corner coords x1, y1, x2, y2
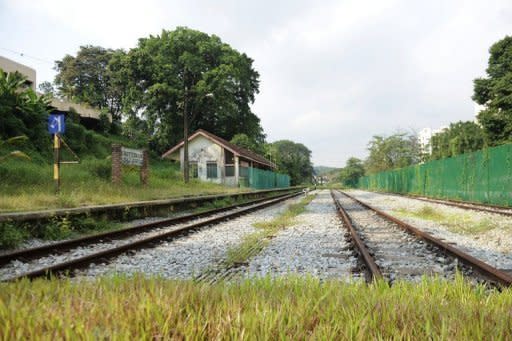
(430, 121, 485, 160)
(0, 221, 28, 248)
(230, 133, 264, 154)
(339, 157, 365, 187)
(473, 36, 512, 145)
(98, 111, 111, 133)
(365, 132, 420, 174)
(38, 81, 55, 97)
(0, 70, 51, 155)
(54, 45, 125, 122)
(270, 140, 313, 185)
(117, 27, 264, 153)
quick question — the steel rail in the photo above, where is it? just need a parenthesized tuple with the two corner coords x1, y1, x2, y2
(0, 191, 295, 266)
(338, 190, 512, 287)
(330, 190, 382, 282)
(367, 191, 512, 217)
(2, 191, 303, 281)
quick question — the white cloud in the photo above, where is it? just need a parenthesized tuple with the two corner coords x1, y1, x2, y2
(1, 0, 511, 166)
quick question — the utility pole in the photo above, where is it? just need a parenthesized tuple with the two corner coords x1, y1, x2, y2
(183, 86, 190, 183)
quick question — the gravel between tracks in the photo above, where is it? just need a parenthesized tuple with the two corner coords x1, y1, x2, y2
(346, 190, 512, 271)
(0, 201, 290, 281)
(78, 197, 300, 279)
(242, 190, 358, 280)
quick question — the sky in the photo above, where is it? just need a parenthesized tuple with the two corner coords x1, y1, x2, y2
(1, 0, 511, 167)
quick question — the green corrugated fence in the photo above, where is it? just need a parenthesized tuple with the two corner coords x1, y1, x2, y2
(357, 143, 512, 206)
(240, 167, 290, 189)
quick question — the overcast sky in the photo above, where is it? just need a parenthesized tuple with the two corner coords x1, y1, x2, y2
(1, 0, 511, 167)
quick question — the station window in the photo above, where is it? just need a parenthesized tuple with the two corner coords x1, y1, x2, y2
(207, 161, 218, 179)
(225, 165, 235, 177)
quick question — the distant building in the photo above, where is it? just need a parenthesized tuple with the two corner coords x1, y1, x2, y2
(0, 55, 36, 90)
(0, 55, 110, 128)
(418, 126, 448, 155)
(162, 129, 276, 187)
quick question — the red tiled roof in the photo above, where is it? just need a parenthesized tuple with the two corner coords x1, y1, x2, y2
(161, 129, 276, 169)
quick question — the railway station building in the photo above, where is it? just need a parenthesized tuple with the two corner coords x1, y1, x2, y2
(162, 129, 286, 188)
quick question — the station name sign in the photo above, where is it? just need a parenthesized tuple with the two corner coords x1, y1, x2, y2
(121, 147, 144, 166)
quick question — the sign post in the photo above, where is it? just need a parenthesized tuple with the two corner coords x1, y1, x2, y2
(48, 114, 66, 194)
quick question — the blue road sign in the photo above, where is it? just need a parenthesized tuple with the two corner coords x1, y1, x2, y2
(48, 114, 65, 134)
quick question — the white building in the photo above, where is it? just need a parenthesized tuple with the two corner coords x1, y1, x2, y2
(162, 129, 276, 186)
(418, 126, 448, 155)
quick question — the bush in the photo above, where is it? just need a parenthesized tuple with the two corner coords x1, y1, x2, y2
(0, 221, 28, 248)
(85, 158, 111, 180)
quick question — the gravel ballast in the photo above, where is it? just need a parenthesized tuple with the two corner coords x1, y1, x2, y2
(346, 190, 512, 271)
(79, 197, 300, 279)
(243, 190, 358, 280)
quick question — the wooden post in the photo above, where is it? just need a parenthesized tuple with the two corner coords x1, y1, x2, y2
(112, 144, 122, 184)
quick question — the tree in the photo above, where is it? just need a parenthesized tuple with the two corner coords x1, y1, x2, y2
(473, 36, 512, 145)
(38, 81, 56, 97)
(54, 46, 125, 123)
(230, 133, 264, 155)
(430, 121, 484, 160)
(271, 140, 313, 185)
(339, 157, 365, 187)
(118, 27, 264, 154)
(365, 132, 420, 174)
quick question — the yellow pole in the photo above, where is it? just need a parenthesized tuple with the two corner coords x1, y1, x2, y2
(53, 134, 60, 193)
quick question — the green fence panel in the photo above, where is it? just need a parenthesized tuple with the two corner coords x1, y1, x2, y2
(247, 167, 290, 189)
(357, 143, 512, 207)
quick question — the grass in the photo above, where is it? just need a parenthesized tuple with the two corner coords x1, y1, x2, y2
(0, 158, 246, 212)
(224, 194, 316, 267)
(0, 275, 511, 339)
(393, 205, 497, 234)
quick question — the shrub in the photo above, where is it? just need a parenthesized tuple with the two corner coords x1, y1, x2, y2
(0, 221, 28, 248)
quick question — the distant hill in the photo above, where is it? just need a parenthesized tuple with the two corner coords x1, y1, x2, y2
(313, 166, 340, 176)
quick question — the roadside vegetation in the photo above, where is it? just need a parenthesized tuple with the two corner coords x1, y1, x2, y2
(1, 275, 511, 339)
(224, 194, 315, 267)
(0, 158, 243, 213)
(393, 205, 496, 234)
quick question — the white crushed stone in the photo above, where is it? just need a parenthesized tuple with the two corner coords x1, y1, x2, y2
(243, 190, 359, 280)
(346, 189, 512, 270)
(78, 197, 299, 279)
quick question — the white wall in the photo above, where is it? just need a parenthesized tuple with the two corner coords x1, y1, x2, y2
(179, 135, 224, 184)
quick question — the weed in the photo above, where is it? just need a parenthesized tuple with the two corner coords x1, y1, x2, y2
(0, 221, 28, 248)
(0, 275, 511, 339)
(394, 205, 497, 234)
(224, 194, 316, 267)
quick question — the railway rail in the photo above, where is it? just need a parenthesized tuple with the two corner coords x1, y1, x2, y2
(369, 191, 512, 217)
(331, 190, 512, 287)
(1, 190, 303, 282)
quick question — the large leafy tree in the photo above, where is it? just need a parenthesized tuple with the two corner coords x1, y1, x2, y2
(339, 157, 365, 187)
(365, 132, 420, 174)
(473, 36, 512, 145)
(118, 27, 264, 153)
(230, 133, 264, 155)
(430, 121, 484, 160)
(271, 140, 313, 185)
(54, 46, 126, 123)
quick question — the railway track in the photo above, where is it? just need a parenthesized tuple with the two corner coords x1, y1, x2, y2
(373, 191, 512, 217)
(1, 191, 302, 282)
(331, 190, 512, 286)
